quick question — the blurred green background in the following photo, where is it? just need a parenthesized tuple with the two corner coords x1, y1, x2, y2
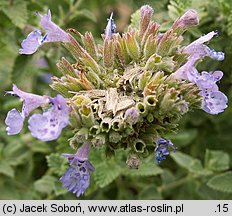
(0, 0, 232, 199)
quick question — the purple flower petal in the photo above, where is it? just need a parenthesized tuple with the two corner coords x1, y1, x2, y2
(196, 71, 221, 91)
(19, 30, 43, 55)
(60, 163, 92, 197)
(60, 143, 94, 197)
(28, 95, 69, 141)
(172, 57, 199, 82)
(104, 12, 116, 40)
(155, 138, 176, 164)
(5, 109, 24, 135)
(11, 84, 49, 117)
(203, 91, 228, 114)
(38, 10, 70, 43)
(184, 31, 224, 61)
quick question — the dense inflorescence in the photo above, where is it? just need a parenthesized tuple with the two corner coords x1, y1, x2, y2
(5, 5, 227, 197)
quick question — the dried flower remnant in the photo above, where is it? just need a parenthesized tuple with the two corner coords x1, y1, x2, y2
(7, 5, 228, 197)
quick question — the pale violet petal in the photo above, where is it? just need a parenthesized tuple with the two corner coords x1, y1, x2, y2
(203, 91, 228, 114)
(19, 30, 43, 55)
(5, 109, 24, 135)
(12, 84, 49, 117)
(28, 95, 69, 141)
(104, 12, 116, 40)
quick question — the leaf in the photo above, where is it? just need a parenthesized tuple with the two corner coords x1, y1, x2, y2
(0, 0, 28, 29)
(123, 156, 163, 177)
(0, 46, 17, 90)
(0, 161, 14, 178)
(205, 149, 230, 172)
(171, 151, 195, 169)
(46, 153, 68, 176)
(31, 142, 52, 154)
(207, 172, 232, 193)
(171, 152, 211, 175)
(94, 160, 122, 188)
(167, 129, 198, 147)
(34, 175, 56, 194)
(138, 185, 163, 199)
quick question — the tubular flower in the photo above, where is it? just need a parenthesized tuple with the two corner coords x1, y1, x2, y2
(60, 143, 94, 197)
(5, 85, 69, 141)
(19, 10, 70, 55)
(155, 138, 177, 164)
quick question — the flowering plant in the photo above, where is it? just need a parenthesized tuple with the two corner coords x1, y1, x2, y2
(4, 5, 227, 197)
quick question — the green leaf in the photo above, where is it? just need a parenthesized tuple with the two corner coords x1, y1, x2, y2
(34, 175, 56, 194)
(207, 172, 232, 193)
(171, 152, 211, 175)
(123, 156, 163, 177)
(205, 149, 230, 172)
(0, 0, 28, 28)
(138, 185, 162, 199)
(46, 153, 68, 176)
(0, 46, 17, 90)
(94, 160, 122, 188)
(167, 129, 198, 147)
(0, 161, 14, 178)
(171, 151, 195, 169)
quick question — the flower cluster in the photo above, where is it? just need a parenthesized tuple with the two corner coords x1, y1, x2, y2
(4, 5, 228, 197)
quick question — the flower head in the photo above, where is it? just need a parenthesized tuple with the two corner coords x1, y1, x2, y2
(155, 138, 176, 164)
(19, 10, 70, 55)
(28, 95, 69, 141)
(60, 143, 94, 197)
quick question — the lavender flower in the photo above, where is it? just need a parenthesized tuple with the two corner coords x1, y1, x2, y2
(155, 138, 176, 164)
(183, 31, 224, 61)
(5, 85, 69, 140)
(60, 143, 94, 197)
(19, 10, 70, 55)
(28, 95, 69, 141)
(5, 84, 49, 135)
(104, 12, 116, 40)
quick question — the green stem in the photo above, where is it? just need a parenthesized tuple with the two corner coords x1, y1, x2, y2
(157, 175, 190, 193)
